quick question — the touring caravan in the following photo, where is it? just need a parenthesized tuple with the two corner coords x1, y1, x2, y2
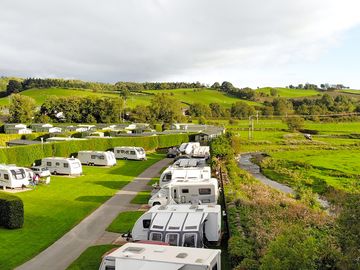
(41, 157, 83, 175)
(131, 204, 222, 248)
(0, 165, 30, 188)
(159, 166, 211, 187)
(99, 243, 221, 270)
(179, 142, 200, 155)
(148, 178, 219, 206)
(192, 146, 210, 159)
(113, 147, 146, 160)
(77, 151, 116, 166)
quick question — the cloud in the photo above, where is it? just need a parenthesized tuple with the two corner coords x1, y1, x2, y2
(0, 0, 359, 86)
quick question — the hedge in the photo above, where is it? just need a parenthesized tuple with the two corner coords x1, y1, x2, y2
(0, 133, 191, 166)
(0, 193, 24, 229)
(0, 133, 48, 147)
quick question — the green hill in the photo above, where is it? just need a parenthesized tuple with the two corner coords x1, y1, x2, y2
(256, 87, 320, 98)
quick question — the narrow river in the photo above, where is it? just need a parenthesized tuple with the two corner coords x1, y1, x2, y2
(238, 153, 330, 209)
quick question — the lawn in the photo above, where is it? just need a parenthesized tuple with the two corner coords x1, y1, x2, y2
(0, 153, 164, 270)
(106, 211, 145, 233)
(143, 88, 262, 108)
(0, 87, 119, 106)
(256, 87, 320, 98)
(67, 244, 119, 270)
(130, 190, 151, 204)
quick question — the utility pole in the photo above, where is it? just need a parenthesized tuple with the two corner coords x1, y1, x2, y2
(248, 115, 254, 140)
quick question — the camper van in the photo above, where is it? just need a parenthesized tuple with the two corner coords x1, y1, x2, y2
(159, 165, 211, 187)
(179, 142, 200, 155)
(0, 165, 30, 188)
(131, 204, 222, 248)
(99, 243, 221, 270)
(149, 178, 219, 206)
(77, 151, 116, 166)
(192, 146, 210, 159)
(113, 147, 146, 160)
(41, 157, 82, 175)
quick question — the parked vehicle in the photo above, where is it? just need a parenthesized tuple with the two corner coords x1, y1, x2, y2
(77, 151, 116, 166)
(192, 146, 210, 159)
(131, 204, 222, 248)
(99, 242, 221, 270)
(113, 147, 146, 160)
(41, 157, 82, 175)
(172, 158, 207, 168)
(0, 165, 30, 188)
(159, 165, 211, 187)
(148, 178, 219, 206)
(30, 166, 51, 177)
(173, 155, 191, 162)
(179, 142, 200, 155)
(166, 147, 179, 158)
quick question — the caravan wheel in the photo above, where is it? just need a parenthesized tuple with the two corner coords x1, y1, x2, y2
(53, 171, 57, 175)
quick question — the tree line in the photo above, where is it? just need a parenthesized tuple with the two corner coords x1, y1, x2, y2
(5, 78, 204, 96)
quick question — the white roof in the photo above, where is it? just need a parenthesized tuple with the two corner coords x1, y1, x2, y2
(78, 150, 107, 154)
(42, 157, 80, 162)
(166, 212, 187, 231)
(150, 212, 172, 231)
(148, 204, 220, 214)
(109, 243, 220, 266)
(165, 178, 218, 186)
(183, 212, 206, 231)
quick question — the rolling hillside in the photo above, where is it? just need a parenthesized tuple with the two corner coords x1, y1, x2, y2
(256, 87, 320, 98)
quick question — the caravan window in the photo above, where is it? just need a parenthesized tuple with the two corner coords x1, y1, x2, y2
(212, 263, 218, 270)
(120, 150, 125, 153)
(130, 151, 136, 155)
(143, 219, 151, 229)
(99, 155, 105, 160)
(163, 173, 172, 183)
(91, 155, 96, 159)
(4, 174, 9, 180)
(183, 233, 197, 248)
(181, 189, 189, 194)
(10, 169, 26, 180)
(55, 162, 60, 166)
(64, 163, 69, 168)
(165, 233, 179, 246)
(150, 232, 162, 241)
(199, 188, 211, 195)
(105, 266, 115, 270)
(47, 162, 52, 167)
(117, 150, 120, 154)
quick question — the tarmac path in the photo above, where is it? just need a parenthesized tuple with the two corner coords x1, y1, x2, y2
(16, 158, 172, 270)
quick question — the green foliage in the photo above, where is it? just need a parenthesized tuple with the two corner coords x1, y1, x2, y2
(9, 94, 36, 123)
(6, 80, 23, 95)
(189, 102, 212, 117)
(231, 101, 256, 118)
(0, 193, 24, 229)
(284, 116, 305, 131)
(67, 245, 118, 270)
(210, 135, 234, 158)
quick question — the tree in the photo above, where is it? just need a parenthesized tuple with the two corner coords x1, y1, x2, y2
(6, 80, 23, 95)
(284, 116, 304, 131)
(211, 82, 220, 89)
(270, 88, 278, 97)
(260, 227, 319, 270)
(272, 98, 293, 116)
(149, 94, 184, 124)
(220, 81, 235, 92)
(9, 94, 36, 123)
(189, 103, 211, 117)
(230, 102, 255, 118)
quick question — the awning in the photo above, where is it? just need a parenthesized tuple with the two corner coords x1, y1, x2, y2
(116, 258, 184, 270)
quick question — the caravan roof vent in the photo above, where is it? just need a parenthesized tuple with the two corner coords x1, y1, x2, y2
(176, 253, 188, 259)
(190, 205, 198, 210)
(158, 205, 167, 210)
(195, 258, 204, 263)
(123, 247, 144, 254)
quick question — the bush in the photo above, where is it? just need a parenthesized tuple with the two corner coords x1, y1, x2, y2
(0, 193, 24, 229)
(283, 116, 305, 131)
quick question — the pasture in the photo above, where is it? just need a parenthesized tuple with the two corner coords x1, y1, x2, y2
(0, 153, 163, 270)
(256, 87, 320, 98)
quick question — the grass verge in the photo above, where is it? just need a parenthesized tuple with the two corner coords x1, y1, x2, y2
(106, 211, 145, 233)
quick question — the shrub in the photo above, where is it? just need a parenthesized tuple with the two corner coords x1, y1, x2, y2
(0, 193, 24, 229)
(283, 116, 305, 131)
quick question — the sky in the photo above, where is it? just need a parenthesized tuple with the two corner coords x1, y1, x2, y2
(1, 0, 360, 88)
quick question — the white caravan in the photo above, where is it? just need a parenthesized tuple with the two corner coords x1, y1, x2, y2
(192, 146, 210, 159)
(149, 178, 219, 206)
(113, 147, 146, 160)
(179, 142, 200, 155)
(77, 151, 116, 166)
(99, 243, 221, 270)
(159, 166, 211, 187)
(131, 204, 222, 248)
(41, 157, 82, 175)
(0, 165, 29, 188)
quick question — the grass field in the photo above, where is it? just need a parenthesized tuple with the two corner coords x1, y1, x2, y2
(0, 153, 163, 270)
(0, 88, 120, 106)
(67, 245, 119, 270)
(130, 190, 151, 204)
(143, 88, 262, 107)
(106, 211, 145, 233)
(256, 87, 320, 98)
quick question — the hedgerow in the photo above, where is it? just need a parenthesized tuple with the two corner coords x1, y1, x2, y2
(0, 193, 24, 229)
(0, 133, 190, 166)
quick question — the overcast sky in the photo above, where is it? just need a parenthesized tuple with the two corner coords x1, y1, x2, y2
(1, 0, 360, 88)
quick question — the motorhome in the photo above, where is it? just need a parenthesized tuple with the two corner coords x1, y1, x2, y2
(131, 204, 222, 248)
(192, 146, 210, 159)
(159, 165, 211, 187)
(148, 178, 219, 206)
(41, 157, 82, 175)
(0, 165, 30, 188)
(99, 243, 221, 270)
(77, 151, 116, 166)
(178, 142, 200, 155)
(113, 147, 146, 160)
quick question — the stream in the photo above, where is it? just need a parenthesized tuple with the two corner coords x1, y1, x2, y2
(238, 153, 330, 209)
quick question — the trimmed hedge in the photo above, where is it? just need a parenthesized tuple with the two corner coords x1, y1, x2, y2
(0, 193, 24, 229)
(0, 133, 190, 166)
